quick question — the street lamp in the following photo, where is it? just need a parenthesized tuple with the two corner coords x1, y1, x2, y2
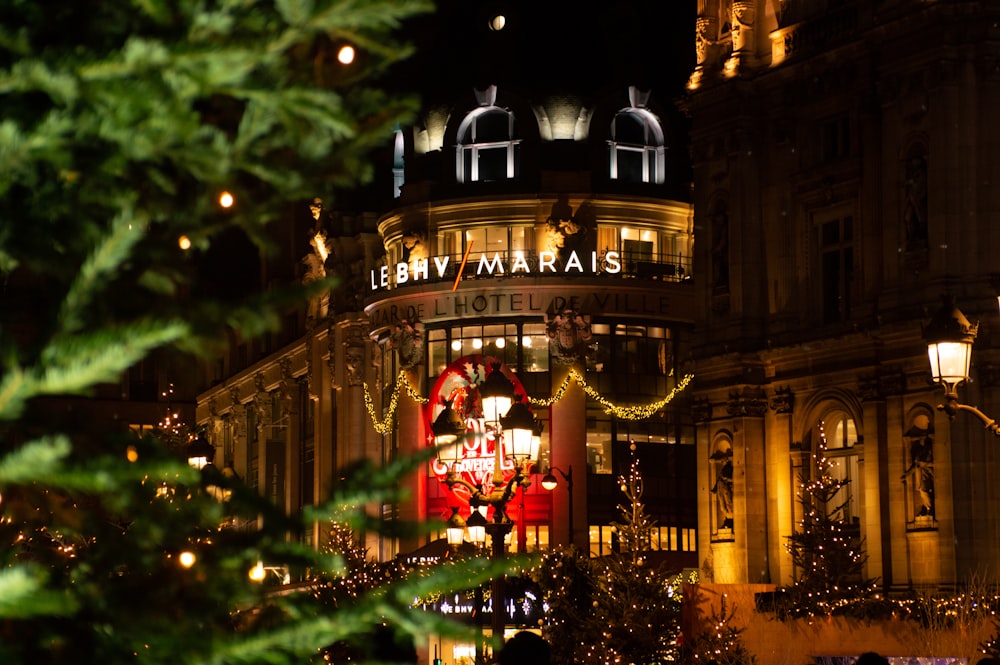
(446, 506, 467, 547)
(430, 360, 540, 643)
(185, 431, 216, 469)
(923, 295, 1000, 434)
(541, 465, 574, 548)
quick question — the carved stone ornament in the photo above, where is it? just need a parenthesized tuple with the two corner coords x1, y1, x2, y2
(545, 309, 593, 367)
(769, 387, 794, 414)
(880, 369, 906, 397)
(692, 398, 713, 423)
(857, 375, 880, 402)
(343, 323, 367, 387)
(390, 319, 424, 369)
(228, 386, 241, 410)
(726, 387, 768, 417)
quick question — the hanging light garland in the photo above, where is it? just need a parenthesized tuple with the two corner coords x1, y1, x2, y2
(362, 371, 429, 435)
(531, 368, 694, 420)
(362, 369, 695, 433)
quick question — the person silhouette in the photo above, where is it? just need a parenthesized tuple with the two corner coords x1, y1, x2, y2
(497, 631, 550, 665)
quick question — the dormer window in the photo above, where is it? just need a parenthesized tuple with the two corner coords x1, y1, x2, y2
(608, 88, 665, 184)
(456, 106, 520, 183)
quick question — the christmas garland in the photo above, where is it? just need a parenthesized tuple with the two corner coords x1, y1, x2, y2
(362, 369, 694, 435)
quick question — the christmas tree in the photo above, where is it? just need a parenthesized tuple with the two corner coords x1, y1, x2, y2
(0, 2, 499, 663)
(533, 446, 682, 665)
(782, 421, 877, 617)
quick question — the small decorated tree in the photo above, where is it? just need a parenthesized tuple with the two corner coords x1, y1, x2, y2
(534, 445, 682, 665)
(783, 422, 877, 616)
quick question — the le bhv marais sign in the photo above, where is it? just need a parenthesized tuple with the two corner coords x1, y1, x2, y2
(368, 249, 622, 292)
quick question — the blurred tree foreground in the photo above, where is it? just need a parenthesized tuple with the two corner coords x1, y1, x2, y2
(0, 1, 501, 663)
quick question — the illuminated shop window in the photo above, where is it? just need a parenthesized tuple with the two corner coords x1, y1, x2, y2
(589, 524, 615, 557)
(428, 323, 549, 379)
(589, 323, 672, 380)
(648, 526, 696, 552)
(456, 107, 520, 183)
(608, 108, 664, 184)
(587, 414, 613, 474)
(510, 525, 549, 552)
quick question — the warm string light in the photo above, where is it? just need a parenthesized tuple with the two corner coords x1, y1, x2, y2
(362, 369, 695, 433)
(362, 372, 429, 434)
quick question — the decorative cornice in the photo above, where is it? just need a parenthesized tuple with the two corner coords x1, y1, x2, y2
(769, 386, 794, 414)
(726, 387, 768, 417)
(692, 398, 713, 424)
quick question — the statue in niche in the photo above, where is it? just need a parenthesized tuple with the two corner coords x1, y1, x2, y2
(711, 447, 734, 530)
(902, 418, 934, 518)
(710, 201, 730, 290)
(903, 153, 928, 251)
(545, 309, 593, 367)
(303, 198, 331, 324)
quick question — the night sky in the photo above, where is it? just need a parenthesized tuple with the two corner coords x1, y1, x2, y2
(388, 0, 697, 105)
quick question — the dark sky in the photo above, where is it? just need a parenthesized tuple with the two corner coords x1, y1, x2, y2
(390, 0, 696, 102)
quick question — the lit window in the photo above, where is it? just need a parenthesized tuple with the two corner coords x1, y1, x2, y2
(608, 108, 664, 184)
(392, 128, 404, 198)
(456, 107, 520, 183)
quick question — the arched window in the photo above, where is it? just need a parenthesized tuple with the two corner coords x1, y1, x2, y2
(392, 128, 404, 198)
(608, 107, 665, 184)
(456, 107, 520, 183)
(805, 408, 861, 527)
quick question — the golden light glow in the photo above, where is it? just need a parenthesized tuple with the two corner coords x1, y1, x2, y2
(249, 561, 266, 582)
(178, 235, 192, 251)
(337, 45, 355, 64)
(489, 15, 506, 31)
(218, 191, 234, 208)
(178, 551, 196, 568)
(313, 233, 329, 262)
(126, 446, 139, 463)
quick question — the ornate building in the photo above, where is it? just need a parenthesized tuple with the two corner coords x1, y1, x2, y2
(195, 1, 699, 656)
(685, 0, 1000, 593)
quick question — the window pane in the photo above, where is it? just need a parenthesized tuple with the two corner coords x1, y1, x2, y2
(614, 112, 646, 144)
(475, 110, 512, 142)
(477, 146, 508, 182)
(616, 148, 644, 182)
(522, 323, 548, 372)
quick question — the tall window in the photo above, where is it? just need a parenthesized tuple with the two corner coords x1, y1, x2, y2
(813, 409, 860, 527)
(608, 108, 665, 184)
(456, 107, 519, 183)
(392, 128, 404, 198)
(818, 213, 854, 324)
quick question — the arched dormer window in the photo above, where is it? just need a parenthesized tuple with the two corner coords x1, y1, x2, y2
(392, 127, 405, 198)
(608, 87, 665, 184)
(456, 87, 520, 183)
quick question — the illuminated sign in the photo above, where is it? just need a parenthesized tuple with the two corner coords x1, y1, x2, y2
(426, 355, 531, 505)
(370, 249, 621, 291)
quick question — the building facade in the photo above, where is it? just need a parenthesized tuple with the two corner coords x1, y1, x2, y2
(684, 0, 1000, 591)
(195, 3, 700, 657)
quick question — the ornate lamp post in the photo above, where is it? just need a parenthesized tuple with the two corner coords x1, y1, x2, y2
(923, 295, 1000, 434)
(429, 359, 540, 643)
